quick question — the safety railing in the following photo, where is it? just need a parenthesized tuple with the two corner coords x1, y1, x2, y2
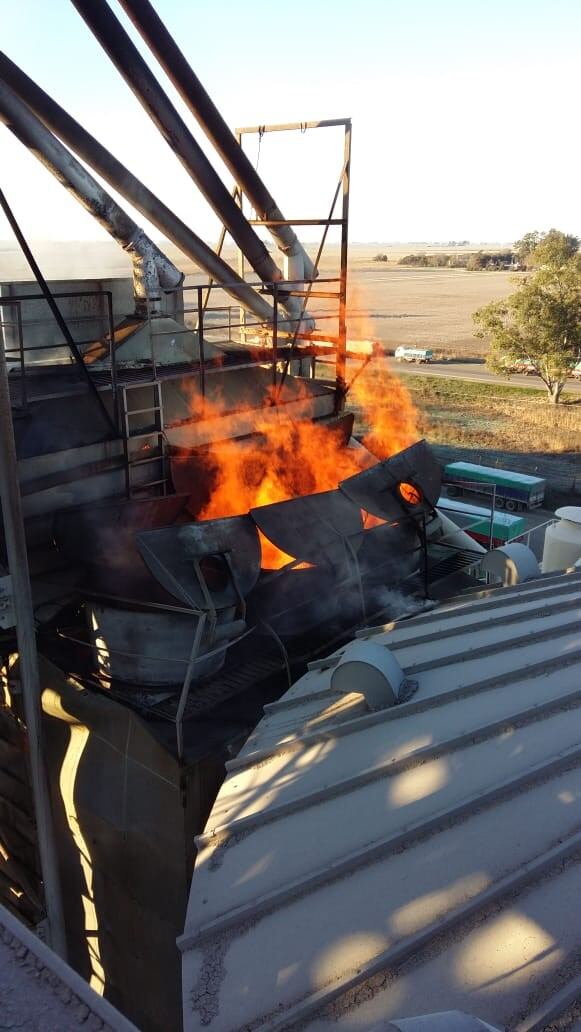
(507, 517, 557, 556)
(0, 288, 116, 417)
(148, 274, 358, 411)
(1, 271, 369, 442)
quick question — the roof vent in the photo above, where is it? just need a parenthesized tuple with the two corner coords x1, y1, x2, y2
(331, 640, 404, 710)
(480, 542, 540, 586)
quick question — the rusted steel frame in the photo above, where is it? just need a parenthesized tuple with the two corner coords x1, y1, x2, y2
(273, 144, 351, 400)
(196, 286, 205, 398)
(272, 284, 278, 388)
(336, 120, 351, 412)
(247, 218, 343, 227)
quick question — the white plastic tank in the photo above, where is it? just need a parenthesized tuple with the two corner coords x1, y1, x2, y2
(542, 506, 581, 572)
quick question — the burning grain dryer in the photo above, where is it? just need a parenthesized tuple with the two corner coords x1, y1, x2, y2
(0, 5, 486, 1029)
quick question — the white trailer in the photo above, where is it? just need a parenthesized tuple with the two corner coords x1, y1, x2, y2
(394, 346, 433, 363)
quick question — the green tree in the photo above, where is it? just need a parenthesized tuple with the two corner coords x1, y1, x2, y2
(531, 229, 579, 266)
(514, 231, 542, 267)
(514, 228, 579, 268)
(474, 247, 581, 404)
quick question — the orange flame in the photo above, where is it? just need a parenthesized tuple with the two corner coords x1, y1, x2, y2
(178, 298, 419, 569)
(191, 398, 367, 568)
(346, 285, 419, 460)
(350, 361, 420, 459)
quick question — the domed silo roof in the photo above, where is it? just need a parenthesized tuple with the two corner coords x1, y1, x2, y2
(180, 564, 581, 1032)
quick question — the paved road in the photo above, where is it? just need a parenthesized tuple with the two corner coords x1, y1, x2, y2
(385, 357, 581, 395)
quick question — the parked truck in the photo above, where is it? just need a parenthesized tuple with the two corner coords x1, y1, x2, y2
(443, 461, 546, 511)
(438, 496, 526, 546)
(394, 346, 434, 364)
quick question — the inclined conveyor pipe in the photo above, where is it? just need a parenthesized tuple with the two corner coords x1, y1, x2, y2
(70, 0, 303, 321)
(0, 83, 183, 316)
(117, 0, 317, 282)
(0, 53, 274, 325)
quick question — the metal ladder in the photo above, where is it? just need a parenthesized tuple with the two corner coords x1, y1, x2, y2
(120, 380, 168, 497)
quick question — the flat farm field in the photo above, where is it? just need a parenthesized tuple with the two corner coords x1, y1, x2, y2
(345, 264, 518, 357)
(327, 244, 520, 358)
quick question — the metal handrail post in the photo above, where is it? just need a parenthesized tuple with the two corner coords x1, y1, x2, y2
(105, 290, 119, 431)
(336, 120, 351, 413)
(272, 283, 278, 388)
(488, 485, 496, 549)
(175, 613, 207, 761)
(197, 286, 206, 398)
(15, 301, 27, 411)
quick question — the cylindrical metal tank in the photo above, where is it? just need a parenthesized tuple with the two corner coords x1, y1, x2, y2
(86, 602, 240, 687)
(542, 506, 581, 572)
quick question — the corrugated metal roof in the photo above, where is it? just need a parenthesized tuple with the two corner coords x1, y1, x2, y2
(181, 566, 581, 1032)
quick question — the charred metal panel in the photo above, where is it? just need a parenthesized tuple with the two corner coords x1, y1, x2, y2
(54, 495, 190, 598)
(137, 515, 261, 609)
(251, 489, 363, 569)
(340, 439, 442, 521)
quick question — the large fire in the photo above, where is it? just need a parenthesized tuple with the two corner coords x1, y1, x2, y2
(177, 303, 419, 568)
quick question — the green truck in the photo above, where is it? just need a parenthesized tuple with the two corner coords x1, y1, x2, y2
(438, 497, 526, 546)
(443, 461, 546, 511)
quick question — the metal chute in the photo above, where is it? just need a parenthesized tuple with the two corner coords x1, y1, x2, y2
(340, 439, 442, 521)
(250, 490, 364, 570)
(136, 516, 262, 611)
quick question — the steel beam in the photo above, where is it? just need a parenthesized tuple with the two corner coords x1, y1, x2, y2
(0, 52, 274, 325)
(69, 0, 288, 292)
(118, 0, 317, 280)
(0, 82, 181, 317)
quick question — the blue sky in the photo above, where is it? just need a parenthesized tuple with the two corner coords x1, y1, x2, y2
(1, 0, 580, 245)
